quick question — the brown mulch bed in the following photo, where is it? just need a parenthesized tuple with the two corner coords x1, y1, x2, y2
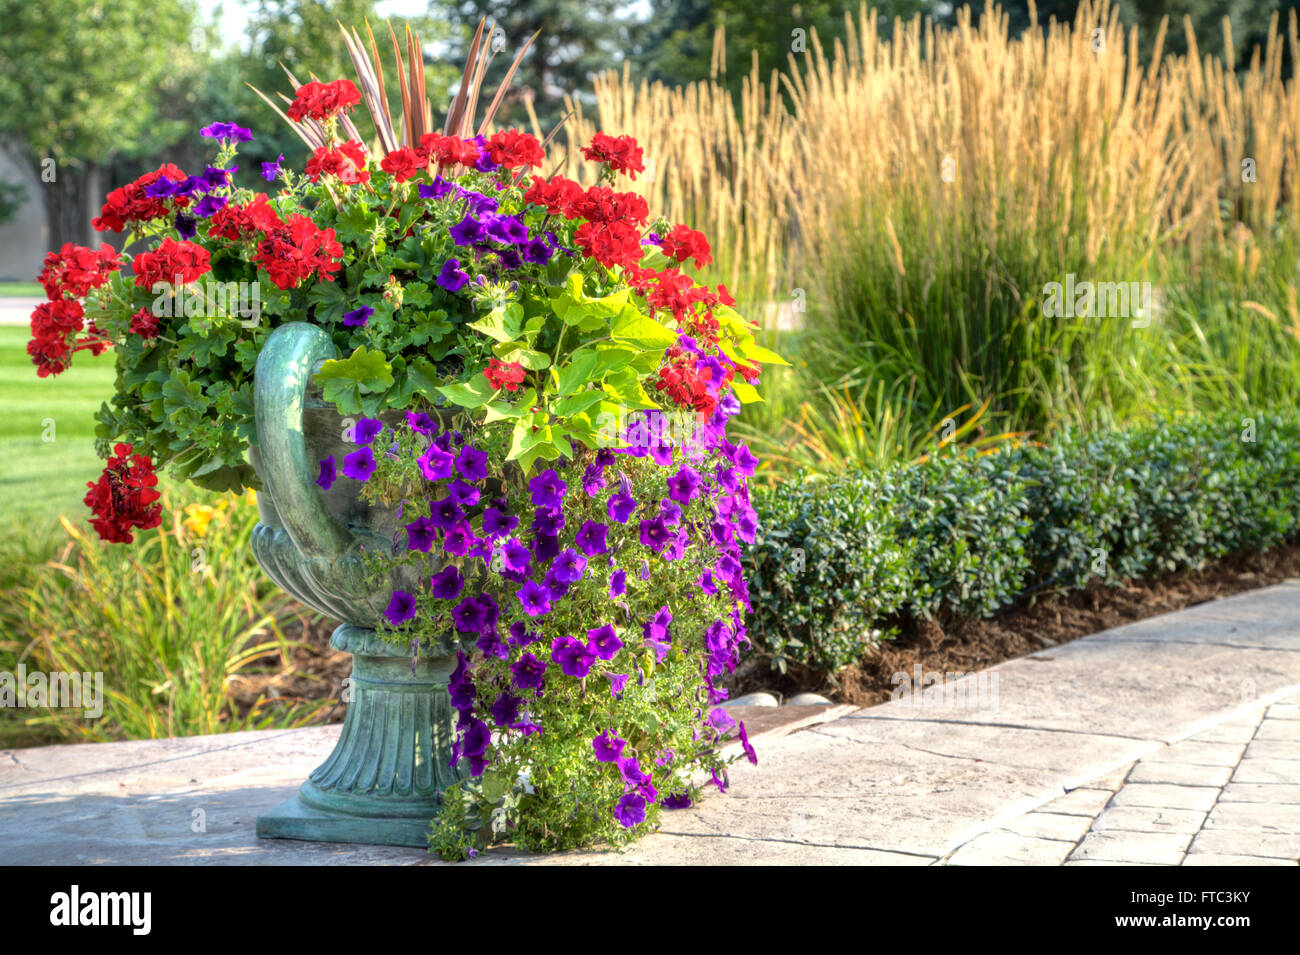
(227, 614, 351, 725)
(725, 541, 1300, 708)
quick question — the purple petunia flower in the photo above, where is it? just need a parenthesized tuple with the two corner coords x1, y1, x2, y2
(405, 515, 438, 552)
(666, 465, 702, 503)
(450, 596, 486, 634)
(517, 580, 551, 617)
(418, 444, 454, 482)
(608, 569, 627, 598)
(500, 537, 532, 574)
(607, 490, 637, 524)
(200, 121, 253, 143)
(614, 792, 647, 828)
(575, 520, 608, 557)
(738, 720, 758, 765)
(481, 506, 518, 538)
(528, 469, 567, 509)
(316, 455, 337, 489)
(617, 755, 656, 802)
(352, 416, 384, 444)
(588, 624, 622, 661)
(196, 165, 235, 190)
(383, 590, 417, 626)
(709, 707, 736, 734)
(262, 154, 284, 181)
(405, 410, 436, 435)
(531, 506, 564, 536)
(418, 176, 455, 200)
(662, 792, 692, 809)
(437, 258, 470, 292)
(534, 533, 560, 563)
(592, 729, 626, 763)
(430, 565, 464, 600)
(443, 522, 478, 557)
(511, 652, 547, 691)
(606, 672, 630, 697)
(447, 480, 480, 507)
(449, 215, 484, 246)
(582, 463, 606, 497)
(192, 193, 228, 218)
(428, 495, 464, 530)
(638, 516, 673, 553)
(551, 635, 595, 678)
(490, 692, 522, 727)
(174, 213, 197, 239)
(343, 447, 376, 481)
(448, 445, 485, 481)
(343, 305, 374, 327)
(551, 548, 587, 584)
(522, 236, 553, 265)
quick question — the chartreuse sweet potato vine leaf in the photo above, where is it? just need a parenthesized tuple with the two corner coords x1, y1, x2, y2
(314, 345, 395, 416)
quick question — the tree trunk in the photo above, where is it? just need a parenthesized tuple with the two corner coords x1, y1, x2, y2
(41, 160, 100, 252)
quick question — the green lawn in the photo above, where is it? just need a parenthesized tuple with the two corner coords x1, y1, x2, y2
(0, 282, 44, 296)
(0, 326, 119, 526)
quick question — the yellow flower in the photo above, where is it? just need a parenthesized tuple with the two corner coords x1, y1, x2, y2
(182, 503, 219, 538)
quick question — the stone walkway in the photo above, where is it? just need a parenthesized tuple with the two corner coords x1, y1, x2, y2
(0, 297, 41, 326)
(2, 580, 1298, 865)
(944, 692, 1300, 865)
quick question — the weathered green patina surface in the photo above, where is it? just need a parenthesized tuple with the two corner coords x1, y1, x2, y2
(250, 322, 463, 848)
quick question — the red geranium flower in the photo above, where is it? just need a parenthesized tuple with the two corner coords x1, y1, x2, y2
(658, 224, 712, 268)
(208, 194, 284, 241)
(484, 358, 527, 392)
(129, 307, 160, 340)
(304, 140, 370, 185)
(253, 214, 344, 290)
(92, 164, 188, 233)
(38, 243, 122, 300)
(380, 145, 428, 182)
(27, 298, 86, 377)
(419, 133, 482, 169)
(581, 132, 645, 180)
(485, 129, 545, 170)
(286, 79, 362, 123)
(573, 220, 645, 269)
(130, 238, 212, 290)
(522, 175, 584, 218)
(83, 443, 163, 544)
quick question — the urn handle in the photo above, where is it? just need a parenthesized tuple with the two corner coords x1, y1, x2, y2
(253, 322, 355, 561)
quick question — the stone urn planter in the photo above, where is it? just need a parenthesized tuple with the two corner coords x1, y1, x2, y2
(250, 322, 465, 848)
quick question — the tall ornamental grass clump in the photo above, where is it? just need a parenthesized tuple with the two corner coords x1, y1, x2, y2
(562, 1, 1300, 464)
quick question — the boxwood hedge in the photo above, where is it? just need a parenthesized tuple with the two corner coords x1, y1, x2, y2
(744, 410, 1300, 672)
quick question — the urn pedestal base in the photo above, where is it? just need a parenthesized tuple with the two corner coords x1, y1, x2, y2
(256, 624, 464, 849)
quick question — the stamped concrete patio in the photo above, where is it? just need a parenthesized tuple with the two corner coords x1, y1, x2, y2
(3, 581, 1299, 865)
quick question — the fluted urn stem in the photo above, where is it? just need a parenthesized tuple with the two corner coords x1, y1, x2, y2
(256, 625, 465, 848)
